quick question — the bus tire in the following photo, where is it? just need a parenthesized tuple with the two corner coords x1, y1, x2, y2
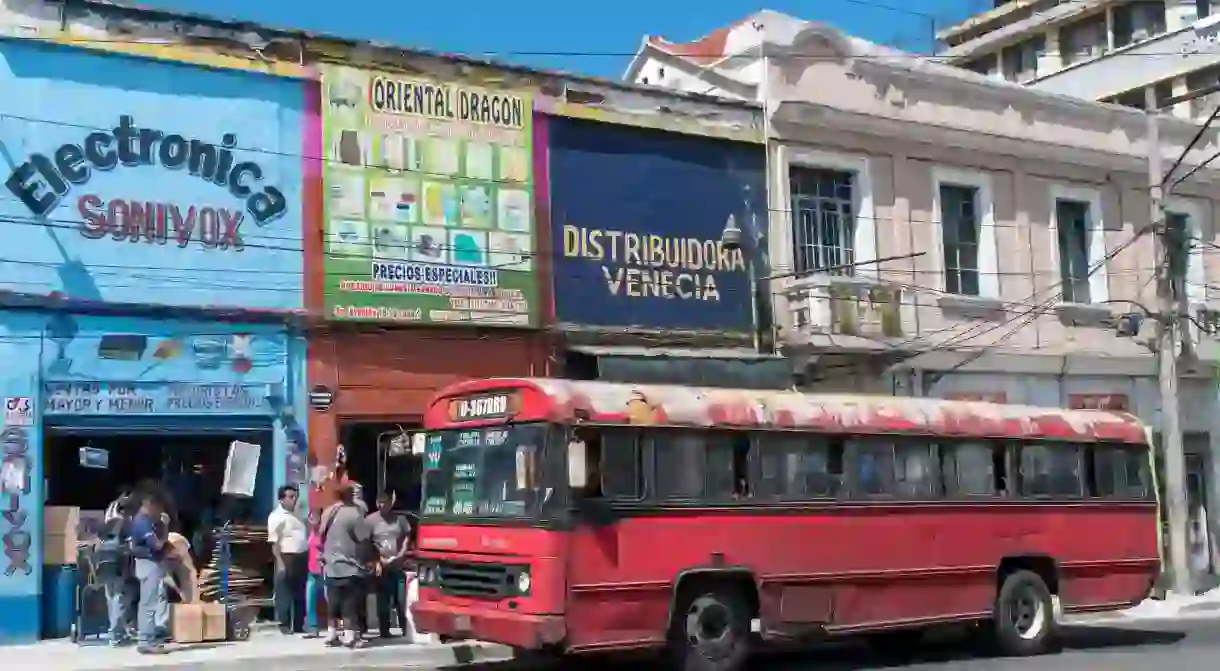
(992, 569, 1057, 656)
(668, 584, 751, 671)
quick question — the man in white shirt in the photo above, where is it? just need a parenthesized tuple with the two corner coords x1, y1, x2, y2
(268, 485, 308, 634)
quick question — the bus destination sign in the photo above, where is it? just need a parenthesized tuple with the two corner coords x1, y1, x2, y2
(451, 393, 516, 421)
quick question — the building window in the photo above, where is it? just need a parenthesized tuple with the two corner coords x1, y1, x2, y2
(1199, 0, 1213, 20)
(790, 166, 856, 276)
(1111, 81, 1174, 110)
(1113, 1, 1166, 48)
(1055, 199, 1094, 304)
(1001, 36, 1045, 82)
(939, 184, 980, 296)
(1186, 65, 1220, 119)
(1155, 80, 1174, 109)
(1060, 15, 1109, 65)
(1164, 201, 1207, 306)
(963, 54, 998, 77)
(1111, 89, 1146, 109)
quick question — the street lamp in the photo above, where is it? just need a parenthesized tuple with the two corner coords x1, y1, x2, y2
(721, 213, 744, 250)
(721, 213, 762, 352)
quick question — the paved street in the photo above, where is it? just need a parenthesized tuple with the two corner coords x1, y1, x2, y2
(348, 619, 1220, 671)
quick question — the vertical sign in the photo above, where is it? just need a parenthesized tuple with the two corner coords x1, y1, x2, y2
(320, 65, 538, 326)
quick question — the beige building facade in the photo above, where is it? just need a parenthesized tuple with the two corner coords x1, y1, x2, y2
(630, 11, 1220, 586)
(938, 0, 1220, 120)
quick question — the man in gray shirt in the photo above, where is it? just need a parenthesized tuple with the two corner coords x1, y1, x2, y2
(321, 484, 372, 648)
(367, 493, 411, 638)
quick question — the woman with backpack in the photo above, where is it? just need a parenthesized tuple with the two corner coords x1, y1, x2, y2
(99, 492, 136, 646)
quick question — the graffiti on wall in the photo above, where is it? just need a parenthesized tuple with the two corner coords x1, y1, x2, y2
(0, 41, 305, 311)
(1, 422, 32, 577)
(41, 314, 287, 386)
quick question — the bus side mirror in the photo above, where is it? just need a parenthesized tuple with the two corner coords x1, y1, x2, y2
(567, 440, 588, 489)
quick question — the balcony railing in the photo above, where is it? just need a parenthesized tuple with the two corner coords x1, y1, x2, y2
(1033, 17, 1220, 100)
(784, 274, 906, 348)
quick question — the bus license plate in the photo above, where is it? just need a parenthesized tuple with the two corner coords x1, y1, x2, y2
(454, 615, 471, 632)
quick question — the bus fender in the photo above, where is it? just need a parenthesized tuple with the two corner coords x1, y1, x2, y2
(665, 566, 759, 631)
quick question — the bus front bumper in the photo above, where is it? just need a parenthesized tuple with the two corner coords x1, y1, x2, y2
(411, 600, 566, 649)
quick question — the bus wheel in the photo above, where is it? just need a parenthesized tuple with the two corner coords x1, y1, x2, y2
(670, 586, 750, 671)
(992, 569, 1057, 656)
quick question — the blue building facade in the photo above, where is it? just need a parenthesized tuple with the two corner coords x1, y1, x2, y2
(0, 40, 308, 643)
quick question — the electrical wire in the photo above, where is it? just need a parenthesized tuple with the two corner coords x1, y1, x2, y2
(19, 33, 1220, 62)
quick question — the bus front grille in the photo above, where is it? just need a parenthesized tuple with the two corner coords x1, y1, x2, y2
(437, 560, 512, 598)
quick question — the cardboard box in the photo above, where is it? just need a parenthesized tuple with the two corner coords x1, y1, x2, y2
(171, 603, 204, 644)
(43, 507, 80, 539)
(43, 533, 77, 566)
(201, 602, 226, 642)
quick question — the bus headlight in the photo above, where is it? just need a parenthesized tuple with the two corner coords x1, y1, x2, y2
(419, 564, 438, 587)
(516, 571, 531, 594)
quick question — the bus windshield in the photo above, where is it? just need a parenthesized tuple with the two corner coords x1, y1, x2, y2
(421, 422, 549, 519)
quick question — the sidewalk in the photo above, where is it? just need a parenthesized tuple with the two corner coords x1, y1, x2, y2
(1070, 588, 1220, 624)
(6, 630, 514, 671)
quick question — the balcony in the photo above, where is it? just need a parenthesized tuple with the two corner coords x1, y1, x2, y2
(783, 274, 909, 352)
(1032, 16, 1220, 99)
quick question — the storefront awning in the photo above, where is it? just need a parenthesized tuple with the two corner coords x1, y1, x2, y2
(568, 345, 783, 361)
(45, 416, 274, 435)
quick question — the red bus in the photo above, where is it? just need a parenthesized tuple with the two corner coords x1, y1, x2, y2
(410, 378, 1158, 671)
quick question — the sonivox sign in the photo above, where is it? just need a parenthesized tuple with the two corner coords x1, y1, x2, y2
(3, 114, 288, 227)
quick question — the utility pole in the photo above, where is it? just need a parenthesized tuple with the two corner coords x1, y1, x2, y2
(1146, 87, 1191, 597)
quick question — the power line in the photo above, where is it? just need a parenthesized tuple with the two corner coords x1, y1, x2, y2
(0, 30, 1215, 62)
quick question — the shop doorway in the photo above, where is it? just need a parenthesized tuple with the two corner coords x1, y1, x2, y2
(43, 427, 274, 557)
(338, 421, 422, 513)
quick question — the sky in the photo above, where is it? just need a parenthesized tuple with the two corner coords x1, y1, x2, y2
(135, 0, 984, 79)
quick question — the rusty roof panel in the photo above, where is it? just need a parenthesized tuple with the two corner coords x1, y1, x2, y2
(446, 378, 1148, 444)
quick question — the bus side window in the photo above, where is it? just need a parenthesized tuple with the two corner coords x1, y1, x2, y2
(732, 433, 751, 499)
(1019, 442, 1084, 498)
(577, 428, 642, 501)
(894, 440, 939, 498)
(574, 428, 604, 498)
(1089, 444, 1151, 500)
(941, 440, 1002, 497)
(654, 430, 738, 501)
(848, 438, 896, 497)
(755, 435, 839, 499)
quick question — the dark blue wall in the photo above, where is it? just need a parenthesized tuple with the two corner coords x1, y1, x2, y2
(548, 118, 766, 333)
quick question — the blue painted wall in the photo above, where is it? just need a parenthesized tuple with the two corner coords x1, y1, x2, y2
(0, 313, 308, 644)
(548, 118, 766, 333)
(0, 312, 47, 645)
(0, 40, 305, 310)
(0, 40, 310, 645)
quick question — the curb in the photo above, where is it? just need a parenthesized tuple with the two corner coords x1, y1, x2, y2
(1066, 608, 1220, 626)
(133, 641, 515, 671)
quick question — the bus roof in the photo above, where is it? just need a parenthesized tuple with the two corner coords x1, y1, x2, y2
(428, 378, 1149, 444)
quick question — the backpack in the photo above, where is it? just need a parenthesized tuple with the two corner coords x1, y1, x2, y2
(94, 522, 130, 580)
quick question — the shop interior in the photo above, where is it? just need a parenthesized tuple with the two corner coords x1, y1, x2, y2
(338, 421, 422, 514)
(43, 428, 278, 614)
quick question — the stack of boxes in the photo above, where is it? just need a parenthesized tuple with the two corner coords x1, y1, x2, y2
(43, 506, 81, 565)
(170, 602, 227, 643)
(42, 506, 228, 644)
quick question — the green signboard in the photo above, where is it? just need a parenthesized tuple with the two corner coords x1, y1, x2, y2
(320, 65, 537, 326)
